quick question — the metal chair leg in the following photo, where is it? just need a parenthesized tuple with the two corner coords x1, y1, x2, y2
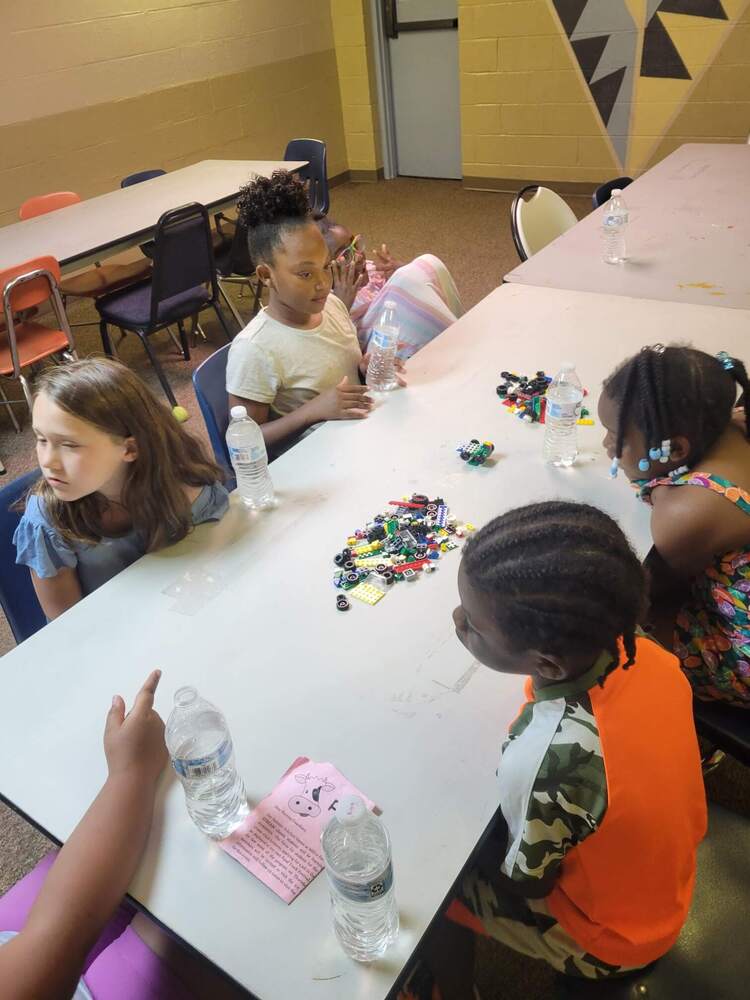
(250, 279, 263, 318)
(165, 326, 184, 355)
(0, 382, 21, 433)
(218, 280, 244, 329)
(212, 300, 234, 342)
(99, 320, 114, 356)
(136, 331, 178, 407)
(19, 374, 34, 415)
(176, 320, 191, 361)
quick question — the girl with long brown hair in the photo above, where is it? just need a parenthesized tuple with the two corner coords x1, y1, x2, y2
(14, 358, 228, 620)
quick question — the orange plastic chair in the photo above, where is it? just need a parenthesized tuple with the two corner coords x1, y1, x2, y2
(18, 191, 81, 220)
(17, 191, 152, 302)
(0, 255, 77, 424)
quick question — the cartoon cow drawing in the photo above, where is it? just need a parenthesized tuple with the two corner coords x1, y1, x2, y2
(287, 773, 335, 818)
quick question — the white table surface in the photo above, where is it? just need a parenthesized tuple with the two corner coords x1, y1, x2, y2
(0, 160, 307, 273)
(2, 283, 750, 999)
(505, 143, 750, 311)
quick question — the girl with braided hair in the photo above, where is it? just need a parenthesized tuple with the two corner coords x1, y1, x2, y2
(226, 170, 404, 455)
(404, 502, 705, 999)
(599, 344, 750, 708)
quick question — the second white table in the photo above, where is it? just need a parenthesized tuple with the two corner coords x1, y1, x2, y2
(505, 143, 750, 311)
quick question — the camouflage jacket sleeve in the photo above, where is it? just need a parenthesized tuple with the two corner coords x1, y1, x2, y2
(501, 695, 608, 890)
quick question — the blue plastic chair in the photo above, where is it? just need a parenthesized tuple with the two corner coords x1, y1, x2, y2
(120, 169, 166, 188)
(193, 344, 234, 487)
(284, 138, 329, 216)
(0, 469, 45, 643)
(592, 176, 633, 209)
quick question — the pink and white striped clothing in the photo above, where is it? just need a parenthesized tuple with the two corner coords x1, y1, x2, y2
(350, 254, 463, 360)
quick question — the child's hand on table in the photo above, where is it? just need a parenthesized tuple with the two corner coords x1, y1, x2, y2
(310, 376, 374, 421)
(104, 669, 168, 786)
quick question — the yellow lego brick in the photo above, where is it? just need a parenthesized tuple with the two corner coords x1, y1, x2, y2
(349, 582, 386, 606)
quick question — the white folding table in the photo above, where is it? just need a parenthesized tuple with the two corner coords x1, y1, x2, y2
(505, 143, 750, 311)
(0, 160, 307, 273)
(1, 283, 749, 998)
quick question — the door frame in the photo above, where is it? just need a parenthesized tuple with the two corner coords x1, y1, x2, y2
(367, 0, 398, 180)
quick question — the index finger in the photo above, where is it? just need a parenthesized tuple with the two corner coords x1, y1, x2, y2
(132, 669, 162, 714)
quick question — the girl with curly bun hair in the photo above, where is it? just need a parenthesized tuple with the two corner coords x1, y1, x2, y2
(227, 171, 400, 453)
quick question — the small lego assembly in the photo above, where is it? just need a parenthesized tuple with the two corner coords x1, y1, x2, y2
(457, 439, 495, 466)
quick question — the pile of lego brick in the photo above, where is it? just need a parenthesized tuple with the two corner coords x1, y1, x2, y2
(332, 493, 474, 612)
(496, 370, 593, 426)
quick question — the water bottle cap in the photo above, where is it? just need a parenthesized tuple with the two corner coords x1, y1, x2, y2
(612, 188, 622, 195)
(230, 405, 248, 420)
(174, 686, 198, 708)
(383, 299, 397, 310)
(337, 794, 367, 826)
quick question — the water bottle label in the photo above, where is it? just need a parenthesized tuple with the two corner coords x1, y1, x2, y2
(172, 738, 232, 779)
(327, 861, 393, 903)
(229, 445, 265, 464)
(371, 327, 391, 350)
(546, 401, 578, 420)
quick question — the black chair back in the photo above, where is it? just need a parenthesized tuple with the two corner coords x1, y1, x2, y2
(150, 203, 218, 328)
(121, 168, 166, 188)
(228, 218, 254, 277)
(592, 176, 633, 209)
(285, 138, 329, 216)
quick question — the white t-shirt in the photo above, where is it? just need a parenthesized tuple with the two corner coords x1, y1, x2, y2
(225, 296, 362, 417)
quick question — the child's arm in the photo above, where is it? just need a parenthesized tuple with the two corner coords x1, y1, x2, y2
(31, 566, 83, 620)
(0, 671, 167, 1000)
(229, 376, 373, 449)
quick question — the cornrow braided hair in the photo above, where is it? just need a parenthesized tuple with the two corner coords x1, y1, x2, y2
(605, 344, 750, 467)
(462, 501, 646, 685)
(235, 169, 312, 264)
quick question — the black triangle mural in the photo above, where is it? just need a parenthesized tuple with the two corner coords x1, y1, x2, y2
(589, 65, 627, 125)
(552, 0, 588, 37)
(571, 35, 609, 83)
(657, 0, 727, 18)
(641, 13, 691, 78)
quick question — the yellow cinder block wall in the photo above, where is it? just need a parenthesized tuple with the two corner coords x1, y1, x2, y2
(0, 0, 348, 228)
(330, 0, 383, 178)
(459, 0, 750, 191)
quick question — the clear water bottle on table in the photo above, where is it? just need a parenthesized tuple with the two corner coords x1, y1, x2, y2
(226, 405, 275, 509)
(602, 189, 629, 264)
(166, 686, 249, 839)
(366, 300, 399, 392)
(543, 363, 584, 467)
(321, 794, 399, 962)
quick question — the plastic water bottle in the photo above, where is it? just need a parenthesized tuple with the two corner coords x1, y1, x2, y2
(602, 189, 628, 264)
(543, 363, 584, 467)
(321, 795, 399, 962)
(366, 301, 399, 391)
(226, 405, 274, 509)
(166, 687, 249, 839)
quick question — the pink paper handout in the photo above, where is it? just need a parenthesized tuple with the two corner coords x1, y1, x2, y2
(220, 757, 375, 903)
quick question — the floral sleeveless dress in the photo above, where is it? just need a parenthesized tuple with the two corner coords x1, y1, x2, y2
(640, 471, 750, 708)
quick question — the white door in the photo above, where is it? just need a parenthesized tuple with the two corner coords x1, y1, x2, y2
(384, 0, 461, 179)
